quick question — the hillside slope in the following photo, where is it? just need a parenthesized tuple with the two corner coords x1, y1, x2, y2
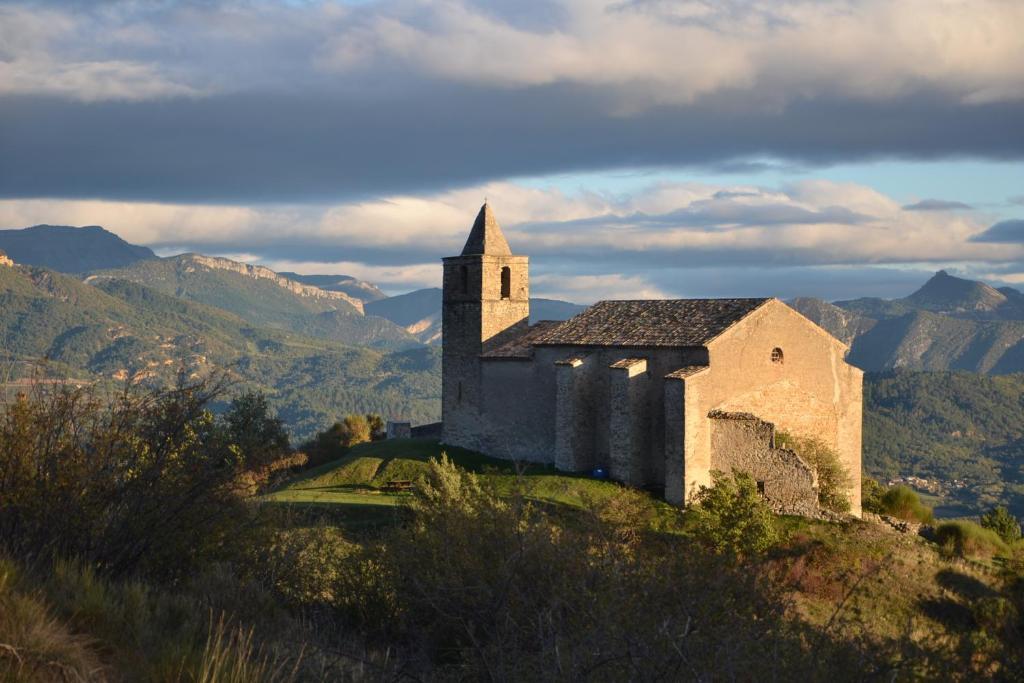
(365, 288, 587, 344)
(0, 263, 440, 439)
(0, 225, 156, 272)
(92, 254, 419, 349)
(278, 272, 387, 303)
(791, 271, 1024, 373)
(864, 370, 1024, 517)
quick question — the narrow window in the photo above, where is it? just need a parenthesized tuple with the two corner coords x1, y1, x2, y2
(459, 265, 469, 294)
(771, 347, 784, 364)
(457, 381, 463, 404)
(756, 480, 766, 496)
(500, 266, 511, 299)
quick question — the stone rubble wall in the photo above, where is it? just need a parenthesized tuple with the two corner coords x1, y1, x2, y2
(708, 411, 819, 516)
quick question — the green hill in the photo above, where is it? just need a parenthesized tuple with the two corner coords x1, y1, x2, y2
(0, 263, 440, 439)
(864, 371, 1024, 518)
(267, 437, 649, 512)
(0, 225, 156, 273)
(92, 254, 419, 350)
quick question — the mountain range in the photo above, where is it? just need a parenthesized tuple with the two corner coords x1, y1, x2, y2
(0, 225, 156, 273)
(790, 270, 1024, 374)
(3, 224, 1024, 514)
(0, 224, 585, 438)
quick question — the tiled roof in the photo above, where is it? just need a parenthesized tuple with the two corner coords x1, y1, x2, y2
(664, 365, 709, 379)
(482, 320, 566, 359)
(609, 357, 647, 369)
(532, 298, 770, 348)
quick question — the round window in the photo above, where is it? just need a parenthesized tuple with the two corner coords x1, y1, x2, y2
(771, 347, 784, 364)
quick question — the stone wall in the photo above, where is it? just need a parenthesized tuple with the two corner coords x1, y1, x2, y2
(708, 411, 818, 516)
(475, 345, 706, 476)
(609, 358, 650, 486)
(442, 293, 861, 516)
(440, 253, 529, 449)
(678, 299, 863, 515)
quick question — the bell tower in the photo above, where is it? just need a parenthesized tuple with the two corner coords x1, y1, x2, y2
(441, 203, 529, 446)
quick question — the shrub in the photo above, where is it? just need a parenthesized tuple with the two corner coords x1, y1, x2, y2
(689, 470, 780, 558)
(328, 457, 885, 679)
(935, 520, 1008, 559)
(224, 392, 291, 467)
(0, 376, 277, 579)
(266, 525, 356, 605)
(366, 413, 385, 440)
(339, 414, 372, 447)
(775, 432, 851, 513)
(302, 414, 375, 467)
(980, 506, 1022, 544)
(875, 485, 934, 524)
(861, 477, 886, 514)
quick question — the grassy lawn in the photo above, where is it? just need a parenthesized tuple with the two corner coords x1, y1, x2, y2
(266, 438, 684, 527)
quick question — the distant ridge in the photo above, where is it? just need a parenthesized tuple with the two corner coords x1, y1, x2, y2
(791, 270, 1024, 373)
(365, 288, 587, 344)
(0, 225, 156, 273)
(278, 272, 387, 304)
(904, 269, 1008, 313)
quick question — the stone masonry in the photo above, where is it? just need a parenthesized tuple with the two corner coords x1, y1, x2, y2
(441, 203, 863, 515)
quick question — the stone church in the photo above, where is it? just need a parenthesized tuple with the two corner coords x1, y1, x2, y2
(442, 204, 863, 515)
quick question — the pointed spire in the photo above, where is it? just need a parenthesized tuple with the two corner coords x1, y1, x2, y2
(461, 202, 512, 256)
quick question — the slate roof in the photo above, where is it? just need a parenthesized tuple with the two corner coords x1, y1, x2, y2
(664, 365, 709, 379)
(482, 320, 565, 359)
(461, 203, 512, 256)
(532, 298, 770, 348)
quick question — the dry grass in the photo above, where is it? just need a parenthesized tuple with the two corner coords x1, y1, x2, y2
(0, 562, 104, 682)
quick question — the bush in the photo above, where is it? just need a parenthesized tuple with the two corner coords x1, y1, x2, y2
(366, 413, 385, 440)
(935, 520, 1008, 559)
(302, 414, 376, 467)
(326, 457, 892, 679)
(980, 506, 1022, 544)
(689, 470, 780, 558)
(861, 477, 886, 514)
(875, 485, 934, 524)
(224, 392, 291, 466)
(0, 376, 278, 580)
(775, 432, 851, 513)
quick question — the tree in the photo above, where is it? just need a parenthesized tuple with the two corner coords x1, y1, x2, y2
(980, 506, 1022, 544)
(339, 414, 371, 448)
(775, 432, 851, 513)
(366, 413, 385, 440)
(0, 375, 265, 579)
(690, 471, 779, 558)
(861, 477, 885, 514)
(224, 391, 290, 467)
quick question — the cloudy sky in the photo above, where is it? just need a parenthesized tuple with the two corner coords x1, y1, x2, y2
(1, 0, 1023, 301)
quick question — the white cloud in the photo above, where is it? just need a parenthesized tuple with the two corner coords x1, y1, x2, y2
(261, 259, 442, 292)
(531, 272, 670, 301)
(1, 0, 1021, 107)
(1, 177, 1016, 281)
(321, 0, 1024, 107)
